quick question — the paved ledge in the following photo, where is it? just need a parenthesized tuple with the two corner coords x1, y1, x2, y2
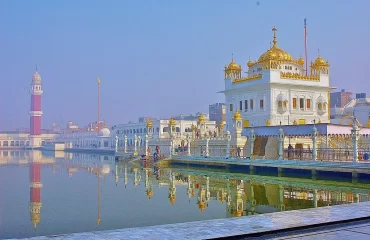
(20, 202, 370, 240)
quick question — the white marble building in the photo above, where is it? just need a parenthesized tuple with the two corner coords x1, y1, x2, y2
(112, 117, 217, 148)
(221, 26, 332, 131)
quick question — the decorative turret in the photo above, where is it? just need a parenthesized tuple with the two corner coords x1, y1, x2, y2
(310, 49, 329, 75)
(197, 113, 206, 137)
(224, 55, 242, 79)
(146, 119, 153, 138)
(297, 54, 304, 66)
(169, 117, 176, 136)
(233, 111, 243, 137)
(247, 56, 254, 68)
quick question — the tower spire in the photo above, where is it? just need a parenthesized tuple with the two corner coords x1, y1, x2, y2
(304, 18, 308, 76)
(272, 26, 278, 47)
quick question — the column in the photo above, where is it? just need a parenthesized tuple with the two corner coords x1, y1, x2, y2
(134, 135, 138, 153)
(313, 189, 318, 208)
(115, 136, 118, 152)
(352, 120, 359, 163)
(226, 131, 231, 158)
(145, 134, 149, 156)
(187, 135, 191, 156)
(278, 127, 284, 160)
(205, 134, 210, 158)
(250, 129, 256, 159)
(124, 135, 127, 153)
(279, 184, 284, 211)
(312, 125, 318, 161)
(138, 136, 141, 153)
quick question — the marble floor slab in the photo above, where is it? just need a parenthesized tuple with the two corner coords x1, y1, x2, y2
(20, 202, 370, 240)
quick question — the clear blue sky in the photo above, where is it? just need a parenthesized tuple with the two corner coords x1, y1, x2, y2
(1, 0, 369, 130)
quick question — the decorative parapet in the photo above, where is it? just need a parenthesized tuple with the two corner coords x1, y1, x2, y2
(232, 74, 262, 84)
(280, 72, 319, 81)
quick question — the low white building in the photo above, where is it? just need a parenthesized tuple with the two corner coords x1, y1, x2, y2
(331, 95, 370, 127)
(112, 116, 217, 148)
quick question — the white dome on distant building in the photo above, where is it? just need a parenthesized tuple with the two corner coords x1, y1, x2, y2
(99, 128, 110, 137)
(32, 71, 41, 84)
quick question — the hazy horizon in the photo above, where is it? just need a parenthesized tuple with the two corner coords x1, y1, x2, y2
(1, 0, 369, 130)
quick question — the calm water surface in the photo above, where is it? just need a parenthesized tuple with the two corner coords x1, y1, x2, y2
(1, 151, 370, 239)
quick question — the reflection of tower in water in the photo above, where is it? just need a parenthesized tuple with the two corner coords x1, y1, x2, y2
(29, 152, 43, 229)
(197, 176, 210, 212)
(97, 167, 101, 225)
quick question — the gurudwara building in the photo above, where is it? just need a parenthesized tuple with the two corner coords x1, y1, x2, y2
(221, 26, 332, 131)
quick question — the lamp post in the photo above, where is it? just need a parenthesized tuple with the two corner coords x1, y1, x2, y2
(278, 123, 284, 160)
(134, 135, 138, 153)
(312, 120, 318, 161)
(351, 117, 359, 163)
(115, 136, 118, 153)
(250, 128, 256, 159)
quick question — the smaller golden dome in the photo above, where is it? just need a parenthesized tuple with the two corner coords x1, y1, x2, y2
(169, 117, 176, 126)
(226, 56, 241, 71)
(312, 50, 329, 68)
(297, 54, 304, 66)
(198, 114, 205, 123)
(233, 111, 242, 120)
(146, 120, 153, 128)
(247, 56, 254, 68)
(219, 121, 225, 129)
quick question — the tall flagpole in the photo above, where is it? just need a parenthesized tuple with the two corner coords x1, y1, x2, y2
(97, 77, 101, 132)
(304, 18, 308, 76)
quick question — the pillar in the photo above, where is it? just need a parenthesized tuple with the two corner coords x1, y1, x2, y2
(250, 129, 256, 159)
(312, 125, 318, 161)
(187, 135, 191, 156)
(134, 135, 138, 153)
(226, 131, 231, 158)
(313, 189, 318, 208)
(115, 136, 118, 152)
(145, 134, 149, 156)
(279, 184, 284, 211)
(352, 120, 359, 163)
(205, 134, 210, 158)
(278, 127, 284, 160)
(124, 135, 127, 153)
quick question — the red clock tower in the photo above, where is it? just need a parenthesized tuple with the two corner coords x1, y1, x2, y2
(29, 69, 43, 148)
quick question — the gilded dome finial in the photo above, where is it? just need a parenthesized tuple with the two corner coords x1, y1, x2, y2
(272, 26, 278, 47)
(318, 48, 320, 56)
(247, 56, 253, 68)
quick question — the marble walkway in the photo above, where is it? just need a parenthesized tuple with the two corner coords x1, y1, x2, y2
(20, 202, 370, 240)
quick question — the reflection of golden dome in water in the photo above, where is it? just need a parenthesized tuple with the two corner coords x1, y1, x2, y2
(235, 211, 242, 217)
(101, 165, 110, 175)
(199, 202, 206, 212)
(147, 190, 153, 199)
(169, 196, 176, 205)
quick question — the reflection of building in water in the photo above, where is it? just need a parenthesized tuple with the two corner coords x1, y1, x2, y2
(197, 177, 210, 212)
(168, 172, 177, 205)
(145, 168, 153, 199)
(187, 175, 195, 201)
(29, 151, 43, 229)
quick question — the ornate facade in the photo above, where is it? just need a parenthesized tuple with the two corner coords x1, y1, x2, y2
(221, 27, 332, 131)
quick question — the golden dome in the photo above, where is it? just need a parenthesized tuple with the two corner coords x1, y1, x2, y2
(191, 124, 197, 131)
(235, 211, 242, 217)
(219, 121, 225, 129)
(247, 56, 254, 68)
(297, 54, 304, 66)
(198, 114, 205, 123)
(233, 110, 242, 120)
(311, 50, 329, 69)
(226, 56, 241, 71)
(169, 117, 176, 126)
(146, 120, 153, 128)
(257, 27, 295, 64)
